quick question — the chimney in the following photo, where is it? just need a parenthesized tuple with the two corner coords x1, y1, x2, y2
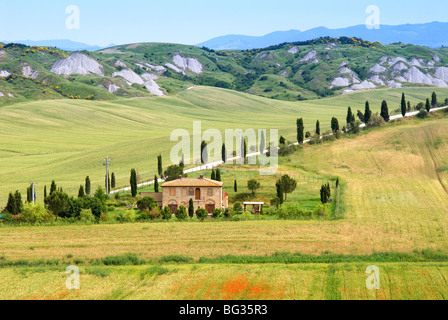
(178, 175, 183, 180)
(199, 175, 204, 179)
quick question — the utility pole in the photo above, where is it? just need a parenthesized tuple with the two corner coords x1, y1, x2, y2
(29, 182, 37, 205)
(103, 157, 111, 195)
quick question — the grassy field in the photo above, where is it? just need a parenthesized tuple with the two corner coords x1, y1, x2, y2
(0, 86, 447, 205)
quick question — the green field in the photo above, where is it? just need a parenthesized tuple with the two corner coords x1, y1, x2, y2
(1, 86, 447, 205)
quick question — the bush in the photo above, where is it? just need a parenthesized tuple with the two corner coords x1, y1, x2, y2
(223, 207, 233, 219)
(79, 209, 96, 223)
(233, 203, 243, 214)
(175, 206, 188, 221)
(367, 113, 386, 128)
(22, 203, 54, 224)
(417, 110, 429, 119)
(195, 208, 208, 221)
(308, 136, 322, 145)
(313, 203, 331, 217)
(277, 202, 312, 219)
(147, 207, 162, 220)
(161, 206, 172, 220)
(212, 208, 222, 218)
(137, 197, 158, 212)
(241, 211, 252, 220)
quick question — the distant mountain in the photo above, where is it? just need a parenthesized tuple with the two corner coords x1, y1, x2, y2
(0, 39, 114, 51)
(197, 22, 448, 50)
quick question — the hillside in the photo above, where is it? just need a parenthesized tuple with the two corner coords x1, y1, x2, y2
(1, 38, 448, 103)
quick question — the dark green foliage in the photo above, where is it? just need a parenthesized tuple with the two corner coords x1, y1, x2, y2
(111, 173, 116, 189)
(336, 178, 340, 189)
(154, 175, 159, 193)
(130, 169, 137, 197)
(357, 110, 365, 123)
(85, 176, 91, 196)
(216, 169, 221, 182)
(401, 93, 407, 117)
(78, 185, 85, 198)
(233, 203, 243, 214)
(14, 190, 23, 214)
(407, 101, 411, 112)
(94, 186, 107, 205)
(279, 136, 286, 145)
(316, 120, 321, 136)
(188, 198, 194, 218)
(163, 165, 184, 181)
(247, 179, 261, 196)
(275, 181, 284, 205)
(211, 169, 216, 180)
(175, 205, 188, 220)
(222, 143, 227, 163)
(50, 180, 57, 195)
(5, 193, 18, 215)
(417, 110, 429, 119)
(320, 183, 331, 204)
(276, 175, 297, 202)
(432, 91, 438, 107)
(157, 155, 163, 176)
(426, 98, 431, 112)
(212, 208, 222, 218)
(161, 206, 172, 220)
(196, 207, 208, 221)
(296, 118, 304, 144)
(380, 100, 390, 122)
(234, 180, 238, 192)
(26, 186, 32, 203)
(346, 107, 355, 125)
(364, 101, 372, 124)
(44, 185, 47, 200)
(331, 117, 339, 132)
(137, 196, 158, 212)
(44, 191, 70, 220)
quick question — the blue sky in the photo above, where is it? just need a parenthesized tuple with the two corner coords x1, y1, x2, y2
(0, 0, 447, 46)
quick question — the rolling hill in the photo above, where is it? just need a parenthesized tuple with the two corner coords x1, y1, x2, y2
(1, 38, 448, 104)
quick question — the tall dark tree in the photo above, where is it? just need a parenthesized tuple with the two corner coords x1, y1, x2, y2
(78, 185, 85, 198)
(216, 169, 221, 182)
(157, 155, 163, 176)
(154, 175, 159, 193)
(111, 172, 116, 189)
(346, 107, 355, 125)
(247, 179, 261, 196)
(221, 143, 227, 163)
(50, 180, 57, 195)
(364, 101, 372, 124)
(277, 175, 297, 202)
(85, 176, 91, 196)
(14, 190, 23, 214)
(234, 180, 238, 192)
(357, 110, 365, 123)
(188, 198, 195, 219)
(432, 91, 438, 108)
(401, 93, 407, 117)
(426, 98, 431, 112)
(259, 130, 265, 153)
(44, 191, 70, 221)
(211, 169, 216, 180)
(296, 118, 304, 144)
(320, 184, 331, 204)
(27, 186, 32, 203)
(201, 141, 208, 164)
(179, 153, 185, 168)
(407, 101, 411, 112)
(316, 120, 321, 136)
(130, 169, 138, 197)
(380, 100, 390, 122)
(5, 193, 17, 215)
(44, 185, 47, 200)
(331, 117, 339, 132)
(275, 180, 284, 205)
(279, 136, 286, 145)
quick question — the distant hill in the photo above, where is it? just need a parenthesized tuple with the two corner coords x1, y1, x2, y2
(198, 22, 448, 50)
(1, 38, 448, 105)
(0, 39, 113, 51)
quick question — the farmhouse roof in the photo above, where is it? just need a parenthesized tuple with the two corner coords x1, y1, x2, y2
(162, 177, 223, 188)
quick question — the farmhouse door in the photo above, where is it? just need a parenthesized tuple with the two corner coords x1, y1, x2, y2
(205, 203, 215, 213)
(195, 188, 201, 200)
(168, 204, 178, 213)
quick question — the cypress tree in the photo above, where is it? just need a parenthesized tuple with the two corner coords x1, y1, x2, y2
(331, 117, 339, 132)
(401, 93, 407, 117)
(426, 98, 431, 112)
(188, 198, 195, 219)
(316, 120, 321, 136)
(364, 101, 372, 124)
(27, 186, 32, 203)
(5, 193, 17, 215)
(154, 175, 159, 193)
(259, 130, 265, 153)
(216, 169, 221, 182)
(211, 169, 216, 180)
(78, 185, 85, 198)
(50, 180, 57, 195)
(336, 178, 340, 189)
(276, 180, 284, 205)
(221, 143, 227, 163)
(407, 101, 411, 112)
(111, 173, 116, 189)
(432, 91, 437, 107)
(85, 176, 91, 196)
(14, 190, 23, 214)
(380, 100, 390, 122)
(44, 185, 47, 200)
(346, 107, 355, 125)
(130, 169, 137, 197)
(296, 118, 304, 144)
(157, 155, 163, 176)
(234, 180, 238, 192)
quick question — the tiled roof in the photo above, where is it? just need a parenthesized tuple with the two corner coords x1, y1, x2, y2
(162, 177, 223, 187)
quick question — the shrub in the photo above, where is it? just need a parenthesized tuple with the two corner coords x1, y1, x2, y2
(79, 209, 95, 223)
(367, 113, 386, 128)
(212, 208, 222, 218)
(162, 206, 172, 220)
(22, 203, 54, 224)
(313, 203, 331, 217)
(241, 211, 252, 220)
(233, 203, 243, 214)
(99, 213, 109, 222)
(195, 207, 208, 221)
(147, 207, 162, 220)
(277, 202, 312, 219)
(137, 197, 158, 212)
(175, 206, 188, 220)
(223, 207, 233, 219)
(309, 136, 322, 145)
(417, 110, 429, 119)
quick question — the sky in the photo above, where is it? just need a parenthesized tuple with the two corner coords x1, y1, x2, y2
(0, 0, 447, 46)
